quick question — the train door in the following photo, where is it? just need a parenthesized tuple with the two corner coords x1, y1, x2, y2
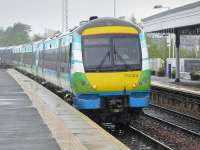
(69, 38, 72, 91)
(35, 44, 39, 76)
(57, 38, 62, 87)
(31, 45, 34, 74)
(41, 42, 45, 78)
(21, 47, 24, 70)
(59, 37, 70, 90)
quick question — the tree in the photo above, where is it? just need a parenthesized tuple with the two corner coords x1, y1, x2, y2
(0, 22, 31, 47)
(0, 28, 4, 42)
(13, 23, 31, 33)
(130, 13, 137, 24)
(180, 48, 197, 58)
(0, 28, 3, 36)
(147, 35, 168, 60)
(147, 35, 200, 60)
(32, 34, 45, 42)
(118, 16, 126, 20)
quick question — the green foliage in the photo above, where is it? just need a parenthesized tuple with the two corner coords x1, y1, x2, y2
(147, 35, 168, 60)
(130, 13, 137, 24)
(172, 68, 176, 78)
(118, 16, 126, 20)
(0, 28, 3, 36)
(190, 70, 200, 80)
(147, 35, 200, 59)
(0, 23, 31, 47)
(180, 48, 197, 58)
(32, 34, 45, 42)
(157, 67, 166, 77)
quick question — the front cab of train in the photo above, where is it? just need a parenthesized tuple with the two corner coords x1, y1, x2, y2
(71, 18, 151, 113)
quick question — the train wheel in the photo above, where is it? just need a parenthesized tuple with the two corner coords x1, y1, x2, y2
(64, 94, 73, 105)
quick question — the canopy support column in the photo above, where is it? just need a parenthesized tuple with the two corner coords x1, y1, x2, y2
(175, 30, 180, 82)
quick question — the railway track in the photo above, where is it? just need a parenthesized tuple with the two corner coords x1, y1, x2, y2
(150, 104, 200, 122)
(145, 104, 200, 137)
(131, 115, 200, 150)
(101, 122, 173, 150)
(129, 125, 173, 150)
(144, 113, 200, 137)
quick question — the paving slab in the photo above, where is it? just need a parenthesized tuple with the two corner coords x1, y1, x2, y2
(0, 69, 61, 150)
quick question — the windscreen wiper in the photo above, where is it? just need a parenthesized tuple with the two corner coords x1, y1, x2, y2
(96, 51, 111, 71)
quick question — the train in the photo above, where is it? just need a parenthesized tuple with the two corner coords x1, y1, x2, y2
(0, 17, 151, 123)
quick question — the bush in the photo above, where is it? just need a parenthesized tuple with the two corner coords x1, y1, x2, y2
(157, 67, 166, 77)
(190, 71, 200, 81)
(172, 68, 176, 79)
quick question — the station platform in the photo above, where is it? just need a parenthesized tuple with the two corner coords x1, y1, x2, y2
(4, 69, 129, 150)
(0, 69, 60, 150)
(151, 76, 200, 96)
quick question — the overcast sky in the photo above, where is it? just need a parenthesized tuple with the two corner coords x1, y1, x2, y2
(0, 0, 199, 34)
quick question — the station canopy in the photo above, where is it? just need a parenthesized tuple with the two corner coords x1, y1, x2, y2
(142, 1, 200, 35)
(142, 1, 200, 82)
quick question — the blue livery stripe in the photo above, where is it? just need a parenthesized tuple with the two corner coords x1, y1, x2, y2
(71, 60, 83, 64)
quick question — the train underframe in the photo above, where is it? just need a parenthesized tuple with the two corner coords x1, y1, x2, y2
(82, 108, 144, 125)
(75, 93, 150, 125)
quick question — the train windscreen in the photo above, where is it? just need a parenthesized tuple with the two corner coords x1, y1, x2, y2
(82, 35, 142, 72)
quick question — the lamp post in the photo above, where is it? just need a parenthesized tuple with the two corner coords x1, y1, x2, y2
(62, 0, 68, 32)
(114, 0, 116, 17)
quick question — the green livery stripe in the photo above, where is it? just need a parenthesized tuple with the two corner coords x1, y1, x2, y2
(135, 69, 151, 91)
(71, 72, 95, 94)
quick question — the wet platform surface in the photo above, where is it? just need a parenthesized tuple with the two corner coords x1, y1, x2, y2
(7, 69, 129, 150)
(0, 69, 60, 150)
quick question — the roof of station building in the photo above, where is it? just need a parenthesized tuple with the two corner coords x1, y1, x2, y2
(142, 1, 200, 34)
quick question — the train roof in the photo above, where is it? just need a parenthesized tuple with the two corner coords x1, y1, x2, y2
(2, 18, 142, 50)
(33, 40, 44, 45)
(75, 17, 141, 34)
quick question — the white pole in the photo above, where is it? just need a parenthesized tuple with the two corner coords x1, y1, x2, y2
(62, 0, 64, 32)
(65, 0, 68, 31)
(62, 0, 68, 32)
(114, 0, 116, 17)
